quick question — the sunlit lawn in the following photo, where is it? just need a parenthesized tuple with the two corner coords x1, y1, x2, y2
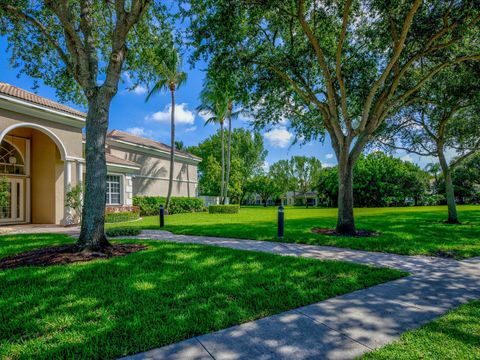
(109, 205, 480, 258)
(364, 299, 480, 359)
(0, 233, 404, 359)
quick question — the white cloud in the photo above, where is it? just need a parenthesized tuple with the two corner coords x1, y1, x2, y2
(325, 153, 334, 160)
(322, 163, 334, 168)
(145, 103, 195, 125)
(263, 161, 270, 171)
(263, 127, 293, 148)
(125, 127, 153, 138)
(131, 85, 147, 95)
(185, 126, 197, 132)
(198, 109, 215, 122)
(122, 73, 147, 95)
(401, 154, 414, 163)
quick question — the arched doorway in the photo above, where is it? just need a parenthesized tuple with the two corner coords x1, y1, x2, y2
(0, 124, 68, 224)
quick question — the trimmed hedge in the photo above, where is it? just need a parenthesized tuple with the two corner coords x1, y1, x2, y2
(105, 211, 140, 223)
(133, 196, 205, 215)
(208, 205, 240, 214)
(106, 228, 141, 237)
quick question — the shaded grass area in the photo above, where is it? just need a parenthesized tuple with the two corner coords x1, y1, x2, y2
(364, 300, 480, 359)
(0, 234, 404, 359)
(109, 205, 480, 258)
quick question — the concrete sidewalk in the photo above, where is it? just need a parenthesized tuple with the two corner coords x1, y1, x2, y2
(119, 230, 480, 360)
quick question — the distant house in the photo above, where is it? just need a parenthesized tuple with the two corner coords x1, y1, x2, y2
(0, 82, 200, 225)
(247, 191, 319, 207)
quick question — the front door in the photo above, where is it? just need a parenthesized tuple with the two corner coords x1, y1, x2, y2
(0, 178, 25, 223)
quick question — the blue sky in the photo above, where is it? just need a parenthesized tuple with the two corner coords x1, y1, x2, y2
(0, 36, 433, 169)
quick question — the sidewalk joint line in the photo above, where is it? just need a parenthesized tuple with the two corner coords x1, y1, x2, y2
(195, 337, 216, 360)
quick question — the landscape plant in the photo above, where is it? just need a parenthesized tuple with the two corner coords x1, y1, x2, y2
(0, 0, 172, 250)
(146, 45, 187, 213)
(184, 0, 480, 234)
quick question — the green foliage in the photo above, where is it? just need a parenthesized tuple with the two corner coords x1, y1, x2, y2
(65, 185, 83, 224)
(188, 128, 267, 202)
(0, 234, 402, 359)
(442, 153, 480, 204)
(317, 152, 429, 207)
(246, 174, 282, 205)
(105, 211, 140, 224)
(108, 206, 480, 259)
(105, 228, 141, 237)
(133, 196, 205, 215)
(0, 177, 9, 210)
(208, 205, 240, 214)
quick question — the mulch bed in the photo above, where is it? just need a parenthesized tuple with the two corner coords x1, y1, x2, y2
(311, 228, 380, 237)
(0, 244, 147, 270)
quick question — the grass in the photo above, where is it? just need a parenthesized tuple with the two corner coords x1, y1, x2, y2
(0, 233, 404, 359)
(108, 205, 480, 259)
(364, 300, 480, 359)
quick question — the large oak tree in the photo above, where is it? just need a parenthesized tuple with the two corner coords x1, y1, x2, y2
(183, 0, 480, 234)
(0, 0, 172, 250)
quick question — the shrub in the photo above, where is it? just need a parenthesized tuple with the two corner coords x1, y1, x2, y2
(208, 205, 240, 214)
(133, 196, 205, 215)
(65, 185, 83, 224)
(106, 228, 141, 237)
(105, 210, 140, 223)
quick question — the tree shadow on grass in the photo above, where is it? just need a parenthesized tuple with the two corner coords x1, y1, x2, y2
(0, 240, 402, 359)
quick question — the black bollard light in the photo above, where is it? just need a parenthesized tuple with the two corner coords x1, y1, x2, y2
(278, 205, 284, 239)
(159, 205, 165, 228)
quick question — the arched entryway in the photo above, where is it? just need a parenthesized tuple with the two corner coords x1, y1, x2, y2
(0, 124, 68, 224)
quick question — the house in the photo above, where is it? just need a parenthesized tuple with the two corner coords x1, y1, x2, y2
(284, 191, 319, 206)
(0, 82, 201, 225)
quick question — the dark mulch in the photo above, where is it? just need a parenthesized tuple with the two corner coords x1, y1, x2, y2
(311, 228, 380, 237)
(0, 244, 147, 270)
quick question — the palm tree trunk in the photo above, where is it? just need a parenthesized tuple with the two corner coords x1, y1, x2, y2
(225, 115, 232, 203)
(220, 122, 225, 204)
(165, 90, 175, 213)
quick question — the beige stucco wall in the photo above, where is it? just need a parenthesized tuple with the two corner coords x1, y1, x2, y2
(0, 108, 83, 224)
(0, 107, 83, 158)
(107, 145, 198, 198)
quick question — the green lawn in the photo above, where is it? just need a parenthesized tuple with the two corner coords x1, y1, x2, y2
(109, 205, 480, 259)
(364, 300, 480, 359)
(0, 233, 404, 359)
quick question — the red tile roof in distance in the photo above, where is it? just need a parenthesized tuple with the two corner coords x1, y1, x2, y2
(0, 82, 86, 118)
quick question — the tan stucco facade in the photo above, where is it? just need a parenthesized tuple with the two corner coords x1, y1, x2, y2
(107, 144, 198, 198)
(0, 87, 200, 225)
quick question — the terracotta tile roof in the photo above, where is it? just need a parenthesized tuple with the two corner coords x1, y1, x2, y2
(107, 129, 201, 161)
(0, 82, 86, 118)
(106, 153, 140, 168)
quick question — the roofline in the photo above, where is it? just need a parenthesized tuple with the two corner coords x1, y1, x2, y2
(0, 94, 85, 128)
(107, 138, 202, 164)
(106, 162, 140, 172)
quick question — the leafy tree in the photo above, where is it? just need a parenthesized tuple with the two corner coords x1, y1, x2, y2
(290, 156, 322, 207)
(146, 46, 187, 213)
(317, 152, 429, 207)
(269, 159, 297, 200)
(447, 153, 480, 204)
(380, 63, 480, 222)
(197, 76, 230, 203)
(189, 128, 267, 203)
(246, 174, 281, 207)
(183, 0, 480, 234)
(175, 140, 185, 150)
(0, 1, 171, 250)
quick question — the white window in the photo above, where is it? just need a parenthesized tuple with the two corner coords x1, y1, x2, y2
(106, 175, 121, 205)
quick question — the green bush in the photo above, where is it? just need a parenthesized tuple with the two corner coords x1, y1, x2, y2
(133, 196, 205, 215)
(105, 211, 140, 223)
(106, 228, 141, 237)
(208, 205, 240, 214)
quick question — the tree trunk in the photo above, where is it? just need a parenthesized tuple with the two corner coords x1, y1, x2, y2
(165, 90, 175, 213)
(220, 122, 225, 204)
(336, 157, 356, 234)
(438, 150, 459, 224)
(225, 115, 232, 203)
(78, 92, 112, 251)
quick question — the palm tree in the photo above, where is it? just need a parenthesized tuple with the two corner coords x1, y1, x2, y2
(146, 47, 187, 213)
(197, 81, 229, 203)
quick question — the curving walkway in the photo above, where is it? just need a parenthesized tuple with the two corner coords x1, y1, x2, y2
(117, 230, 480, 360)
